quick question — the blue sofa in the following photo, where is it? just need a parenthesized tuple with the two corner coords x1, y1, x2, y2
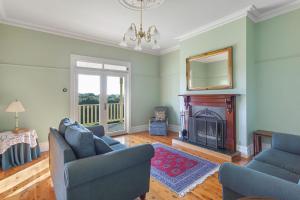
(49, 123, 154, 200)
(219, 132, 300, 200)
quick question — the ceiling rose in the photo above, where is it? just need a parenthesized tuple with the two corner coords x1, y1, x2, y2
(119, 0, 165, 10)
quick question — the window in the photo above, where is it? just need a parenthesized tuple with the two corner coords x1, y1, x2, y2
(76, 61, 128, 72)
(76, 61, 103, 69)
(104, 64, 128, 71)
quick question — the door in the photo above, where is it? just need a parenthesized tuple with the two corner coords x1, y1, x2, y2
(76, 70, 102, 127)
(104, 73, 127, 135)
(73, 65, 129, 136)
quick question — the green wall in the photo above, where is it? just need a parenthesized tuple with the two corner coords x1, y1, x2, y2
(179, 18, 248, 147)
(246, 18, 256, 144)
(255, 8, 300, 134)
(159, 8, 300, 149)
(0, 23, 160, 142)
(159, 50, 180, 125)
(1, 7, 300, 148)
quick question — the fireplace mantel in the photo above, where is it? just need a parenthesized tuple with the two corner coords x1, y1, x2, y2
(179, 94, 238, 152)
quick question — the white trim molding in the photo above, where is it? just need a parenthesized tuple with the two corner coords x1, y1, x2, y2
(129, 124, 180, 134)
(70, 54, 132, 136)
(160, 45, 180, 55)
(176, 5, 255, 42)
(1, 2, 300, 56)
(175, 2, 300, 42)
(256, 0, 300, 22)
(168, 124, 180, 133)
(0, 18, 159, 56)
(39, 141, 49, 152)
(237, 142, 272, 158)
(129, 124, 148, 133)
(237, 144, 253, 158)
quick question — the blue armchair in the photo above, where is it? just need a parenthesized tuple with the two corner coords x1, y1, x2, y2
(149, 106, 168, 136)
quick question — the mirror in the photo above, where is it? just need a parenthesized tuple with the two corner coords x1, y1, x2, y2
(186, 47, 233, 90)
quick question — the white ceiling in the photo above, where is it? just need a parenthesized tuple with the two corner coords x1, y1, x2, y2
(0, 0, 298, 54)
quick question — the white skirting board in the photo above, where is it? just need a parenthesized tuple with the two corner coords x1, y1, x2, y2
(168, 124, 180, 133)
(129, 124, 180, 134)
(237, 143, 271, 158)
(237, 144, 252, 158)
(129, 124, 148, 133)
(39, 141, 49, 152)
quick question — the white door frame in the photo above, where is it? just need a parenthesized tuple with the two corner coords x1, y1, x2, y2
(70, 54, 131, 135)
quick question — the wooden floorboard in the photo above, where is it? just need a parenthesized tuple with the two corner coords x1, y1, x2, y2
(0, 132, 249, 200)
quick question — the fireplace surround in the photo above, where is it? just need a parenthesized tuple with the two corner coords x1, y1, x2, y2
(179, 94, 237, 153)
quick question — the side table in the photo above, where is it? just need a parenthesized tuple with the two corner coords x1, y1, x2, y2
(0, 129, 41, 170)
(253, 130, 273, 156)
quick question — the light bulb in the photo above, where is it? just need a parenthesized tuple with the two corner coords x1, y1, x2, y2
(119, 40, 127, 47)
(126, 25, 136, 39)
(152, 40, 160, 49)
(134, 41, 142, 51)
(151, 27, 160, 40)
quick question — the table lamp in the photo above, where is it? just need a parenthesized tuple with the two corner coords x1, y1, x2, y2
(5, 100, 26, 132)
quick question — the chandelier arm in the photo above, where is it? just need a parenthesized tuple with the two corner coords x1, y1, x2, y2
(144, 35, 152, 43)
(129, 37, 137, 42)
(148, 25, 157, 32)
(129, 23, 138, 41)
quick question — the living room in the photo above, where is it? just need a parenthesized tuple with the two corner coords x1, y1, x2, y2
(0, 0, 300, 200)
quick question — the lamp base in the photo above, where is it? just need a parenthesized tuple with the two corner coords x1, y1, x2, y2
(12, 128, 29, 134)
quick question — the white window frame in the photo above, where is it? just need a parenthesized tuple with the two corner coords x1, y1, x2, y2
(70, 54, 132, 134)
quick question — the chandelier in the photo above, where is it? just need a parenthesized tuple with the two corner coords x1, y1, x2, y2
(119, 0, 163, 51)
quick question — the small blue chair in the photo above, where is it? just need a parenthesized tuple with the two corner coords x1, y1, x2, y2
(149, 106, 168, 136)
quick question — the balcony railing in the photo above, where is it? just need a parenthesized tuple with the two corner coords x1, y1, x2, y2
(78, 103, 124, 125)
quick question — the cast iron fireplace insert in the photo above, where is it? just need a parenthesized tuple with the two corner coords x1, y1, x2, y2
(188, 108, 226, 149)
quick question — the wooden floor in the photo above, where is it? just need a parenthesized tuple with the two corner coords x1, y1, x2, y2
(0, 132, 249, 200)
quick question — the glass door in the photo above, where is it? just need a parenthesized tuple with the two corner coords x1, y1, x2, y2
(105, 74, 126, 135)
(75, 70, 127, 135)
(76, 71, 102, 126)
(71, 55, 130, 136)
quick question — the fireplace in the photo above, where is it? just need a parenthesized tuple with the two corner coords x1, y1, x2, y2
(179, 94, 237, 153)
(188, 107, 226, 149)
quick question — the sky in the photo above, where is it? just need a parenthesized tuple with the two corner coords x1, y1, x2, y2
(78, 74, 122, 95)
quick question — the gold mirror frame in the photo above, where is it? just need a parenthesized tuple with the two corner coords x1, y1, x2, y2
(186, 47, 233, 91)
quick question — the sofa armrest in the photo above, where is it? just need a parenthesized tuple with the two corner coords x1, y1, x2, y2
(272, 132, 300, 155)
(86, 125, 105, 137)
(64, 144, 154, 189)
(219, 163, 300, 200)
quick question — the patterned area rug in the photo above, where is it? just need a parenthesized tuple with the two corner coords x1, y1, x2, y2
(151, 143, 219, 197)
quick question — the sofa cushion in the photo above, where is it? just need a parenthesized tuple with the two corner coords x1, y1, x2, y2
(58, 118, 75, 136)
(155, 111, 166, 121)
(150, 121, 167, 128)
(110, 143, 127, 151)
(101, 135, 120, 146)
(247, 160, 300, 183)
(254, 148, 300, 175)
(94, 136, 113, 154)
(86, 125, 105, 138)
(65, 123, 96, 159)
(272, 132, 300, 155)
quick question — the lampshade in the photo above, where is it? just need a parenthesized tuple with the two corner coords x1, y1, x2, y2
(126, 25, 136, 38)
(119, 38, 128, 47)
(5, 100, 26, 113)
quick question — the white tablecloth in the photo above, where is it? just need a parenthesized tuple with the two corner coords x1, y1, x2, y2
(0, 129, 38, 154)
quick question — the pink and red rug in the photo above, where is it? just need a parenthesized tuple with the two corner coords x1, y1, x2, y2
(151, 143, 219, 197)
